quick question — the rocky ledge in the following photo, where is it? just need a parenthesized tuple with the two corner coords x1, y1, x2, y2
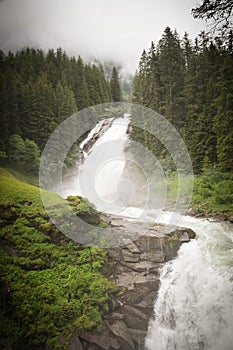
(69, 217, 196, 350)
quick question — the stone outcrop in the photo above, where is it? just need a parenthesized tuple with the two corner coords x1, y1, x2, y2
(82, 119, 114, 154)
(69, 217, 196, 350)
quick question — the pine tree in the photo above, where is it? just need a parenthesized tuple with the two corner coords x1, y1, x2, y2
(213, 55, 233, 171)
(110, 66, 122, 102)
(74, 56, 90, 110)
(157, 27, 185, 128)
(29, 73, 56, 150)
(54, 82, 77, 123)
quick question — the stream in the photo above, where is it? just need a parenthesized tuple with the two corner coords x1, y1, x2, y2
(53, 114, 233, 350)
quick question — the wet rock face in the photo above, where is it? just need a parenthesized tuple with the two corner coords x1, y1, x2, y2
(70, 219, 196, 350)
(82, 119, 114, 154)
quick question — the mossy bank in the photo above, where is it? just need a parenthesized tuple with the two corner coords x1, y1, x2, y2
(0, 169, 114, 350)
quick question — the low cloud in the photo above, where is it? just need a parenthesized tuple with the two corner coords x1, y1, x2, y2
(0, 0, 206, 73)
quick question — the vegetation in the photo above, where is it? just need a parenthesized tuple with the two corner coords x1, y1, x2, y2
(132, 27, 233, 175)
(165, 170, 233, 217)
(191, 169, 233, 216)
(131, 26, 233, 216)
(110, 66, 122, 102)
(0, 169, 114, 349)
(192, 0, 233, 35)
(0, 48, 116, 174)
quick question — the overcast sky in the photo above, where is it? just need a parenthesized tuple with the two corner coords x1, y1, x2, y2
(0, 0, 206, 73)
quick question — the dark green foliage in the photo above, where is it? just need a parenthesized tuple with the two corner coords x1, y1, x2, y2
(110, 66, 122, 102)
(132, 27, 233, 174)
(191, 169, 233, 214)
(0, 48, 111, 174)
(0, 171, 114, 349)
(8, 135, 40, 174)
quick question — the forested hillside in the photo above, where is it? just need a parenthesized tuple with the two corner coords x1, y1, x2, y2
(132, 28, 233, 174)
(0, 48, 122, 173)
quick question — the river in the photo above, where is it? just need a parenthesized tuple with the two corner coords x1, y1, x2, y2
(57, 114, 233, 350)
(145, 213, 233, 350)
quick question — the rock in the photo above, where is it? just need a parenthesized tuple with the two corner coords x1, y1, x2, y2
(82, 119, 113, 153)
(125, 241, 141, 253)
(68, 336, 84, 350)
(179, 231, 190, 242)
(122, 249, 140, 262)
(114, 269, 158, 291)
(81, 328, 120, 350)
(119, 280, 159, 306)
(107, 320, 135, 350)
(126, 124, 133, 134)
(134, 234, 163, 253)
(101, 261, 115, 277)
(128, 328, 147, 347)
(104, 312, 125, 321)
(140, 252, 164, 263)
(121, 261, 159, 274)
(121, 305, 148, 331)
(182, 228, 196, 240)
(107, 248, 123, 262)
(135, 291, 159, 315)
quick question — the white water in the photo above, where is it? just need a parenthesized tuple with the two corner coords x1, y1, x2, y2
(144, 213, 233, 350)
(62, 115, 233, 349)
(79, 118, 107, 157)
(76, 115, 131, 212)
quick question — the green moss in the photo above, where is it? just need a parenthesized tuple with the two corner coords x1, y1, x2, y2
(166, 233, 179, 249)
(67, 195, 100, 225)
(0, 170, 113, 349)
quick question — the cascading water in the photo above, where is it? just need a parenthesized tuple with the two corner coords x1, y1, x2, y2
(145, 213, 233, 350)
(76, 115, 131, 212)
(58, 114, 233, 350)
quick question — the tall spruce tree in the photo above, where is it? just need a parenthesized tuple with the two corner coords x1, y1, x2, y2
(110, 66, 122, 102)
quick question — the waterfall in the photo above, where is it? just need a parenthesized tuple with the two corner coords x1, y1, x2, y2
(56, 115, 233, 350)
(145, 214, 233, 350)
(60, 114, 131, 213)
(79, 118, 107, 157)
(76, 115, 131, 213)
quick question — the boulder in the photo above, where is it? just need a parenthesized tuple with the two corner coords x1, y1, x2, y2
(107, 320, 135, 350)
(122, 249, 140, 262)
(134, 234, 163, 253)
(68, 336, 84, 350)
(121, 305, 148, 331)
(128, 328, 147, 347)
(80, 329, 120, 350)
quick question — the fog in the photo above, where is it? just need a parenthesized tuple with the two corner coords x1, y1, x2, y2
(0, 0, 206, 73)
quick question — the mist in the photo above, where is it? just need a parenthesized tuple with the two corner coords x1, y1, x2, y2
(0, 0, 206, 73)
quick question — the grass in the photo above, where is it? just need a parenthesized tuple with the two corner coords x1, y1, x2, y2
(0, 166, 38, 186)
(0, 168, 114, 349)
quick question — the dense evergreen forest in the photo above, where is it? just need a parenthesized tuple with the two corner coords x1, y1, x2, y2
(132, 28, 233, 174)
(0, 48, 122, 173)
